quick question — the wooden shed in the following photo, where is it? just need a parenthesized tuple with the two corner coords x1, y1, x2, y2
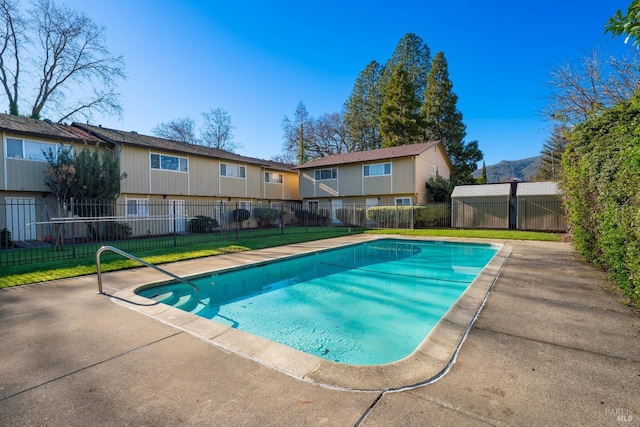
(451, 181, 566, 231)
(451, 183, 511, 229)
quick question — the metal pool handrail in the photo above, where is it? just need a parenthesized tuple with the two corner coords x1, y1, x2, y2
(95, 245, 202, 302)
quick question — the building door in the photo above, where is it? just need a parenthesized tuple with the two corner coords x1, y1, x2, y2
(331, 199, 342, 224)
(168, 199, 186, 233)
(5, 197, 36, 241)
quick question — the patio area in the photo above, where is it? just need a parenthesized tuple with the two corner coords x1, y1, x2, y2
(0, 237, 638, 426)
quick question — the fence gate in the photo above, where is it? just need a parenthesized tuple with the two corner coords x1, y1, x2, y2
(5, 197, 36, 241)
(168, 199, 186, 233)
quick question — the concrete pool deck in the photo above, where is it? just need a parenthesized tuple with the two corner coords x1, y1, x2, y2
(0, 236, 638, 425)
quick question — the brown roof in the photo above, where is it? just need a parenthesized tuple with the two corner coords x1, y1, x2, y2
(294, 141, 444, 169)
(0, 113, 102, 144)
(73, 123, 295, 171)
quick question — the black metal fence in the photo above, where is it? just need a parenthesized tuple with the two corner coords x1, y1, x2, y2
(0, 198, 564, 267)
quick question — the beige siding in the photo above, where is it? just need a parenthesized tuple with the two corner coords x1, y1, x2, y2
(390, 158, 415, 194)
(190, 156, 218, 196)
(338, 164, 362, 195)
(6, 159, 50, 191)
(220, 177, 246, 197)
(299, 170, 315, 198)
(0, 133, 4, 190)
(150, 170, 189, 195)
(316, 179, 338, 197)
(119, 146, 150, 194)
(245, 165, 262, 198)
(363, 175, 391, 195)
(282, 171, 299, 200)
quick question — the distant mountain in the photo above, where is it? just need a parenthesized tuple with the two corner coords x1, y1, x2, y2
(473, 156, 541, 183)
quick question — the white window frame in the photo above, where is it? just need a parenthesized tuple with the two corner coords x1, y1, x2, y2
(150, 153, 188, 172)
(314, 168, 337, 181)
(221, 163, 246, 179)
(126, 198, 149, 218)
(5, 137, 60, 162)
(265, 172, 283, 184)
(395, 197, 412, 206)
(239, 200, 252, 213)
(363, 162, 391, 177)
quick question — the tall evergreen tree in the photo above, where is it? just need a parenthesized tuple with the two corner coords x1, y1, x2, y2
(536, 124, 569, 180)
(379, 63, 424, 147)
(281, 101, 313, 164)
(421, 52, 482, 184)
(477, 161, 487, 184)
(378, 33, 431, 107)
(343, 60, 383, 151)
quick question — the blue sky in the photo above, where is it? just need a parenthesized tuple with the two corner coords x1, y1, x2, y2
(60, 0, 632, 167)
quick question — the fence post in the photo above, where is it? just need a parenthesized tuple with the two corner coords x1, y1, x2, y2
(280, 202, 284, 235)
(71, 197, 76, 259)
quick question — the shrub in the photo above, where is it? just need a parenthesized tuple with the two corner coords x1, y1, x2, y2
(366, 206, 412, 228)
(104, 222, 132, 240)
(562, 93, 640, 307)
(413, 204, 451, 228)
(232, 209, 251, 228)
(294, 209, 330, 226)
(1, 227, 14, 248)
(335, 208, 366, 226)
(188, 215, 219, 233)
(253, 208, 280, 228)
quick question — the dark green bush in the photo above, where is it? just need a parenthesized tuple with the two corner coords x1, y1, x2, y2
(232, 209, 251, 228)
(253, 208, 280, 228)
(1, 227, 14, 248)
(104, 222, 132, 240)
(188, 215, 219, 233)
(413, 204, 451, 228)
(294, 209, 329, 226)
(563, 93, 640, 307)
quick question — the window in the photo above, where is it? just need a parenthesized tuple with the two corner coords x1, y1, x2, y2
(265, 172, 283, 183)
(395, 197, 411, 206)
(314, 168, 337, 180)
(363, 163, 391, 177)
(239, 201, 252, 213)
(6, 138, 59, 162)
(221, 163, 245, 178)
(270, 202, 280, 209)
(308, 201, 319, 211)
(150, 153, 188, 172)
(432, 165, 439, 177)
(126, 199, 149, 217)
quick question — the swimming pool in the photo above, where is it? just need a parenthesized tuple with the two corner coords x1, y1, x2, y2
(136, 238, 498, 366)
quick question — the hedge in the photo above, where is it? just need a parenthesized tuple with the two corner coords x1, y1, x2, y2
(562, 93, 640, 307)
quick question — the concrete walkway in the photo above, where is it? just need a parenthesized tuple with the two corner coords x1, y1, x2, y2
(0, 238, 638, 426)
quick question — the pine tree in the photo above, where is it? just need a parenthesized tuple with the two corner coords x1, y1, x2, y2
(421, 52, 482, 184)
(379, 63, 424, 147)
(536, 124, 568, 180)
(378, 33, 431, 107)
(343, 60, 383, 151)
(477, 161, 487, 184)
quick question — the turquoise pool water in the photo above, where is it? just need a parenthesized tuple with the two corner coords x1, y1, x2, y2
(137, 239, 498, 365)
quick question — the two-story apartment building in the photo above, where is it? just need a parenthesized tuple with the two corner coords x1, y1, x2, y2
(74, 123, 300, 232)
(1, 114, 299, 241)
(294, 141, 452, 221)
(0, 114, 109, 241)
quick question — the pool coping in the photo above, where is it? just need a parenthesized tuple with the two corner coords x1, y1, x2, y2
(111, 234, 512, 391)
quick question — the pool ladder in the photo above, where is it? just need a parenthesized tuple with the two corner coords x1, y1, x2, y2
(95, 245, 202, 303)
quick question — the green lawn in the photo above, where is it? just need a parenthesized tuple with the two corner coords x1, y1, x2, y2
(0, 228, 562, 288)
